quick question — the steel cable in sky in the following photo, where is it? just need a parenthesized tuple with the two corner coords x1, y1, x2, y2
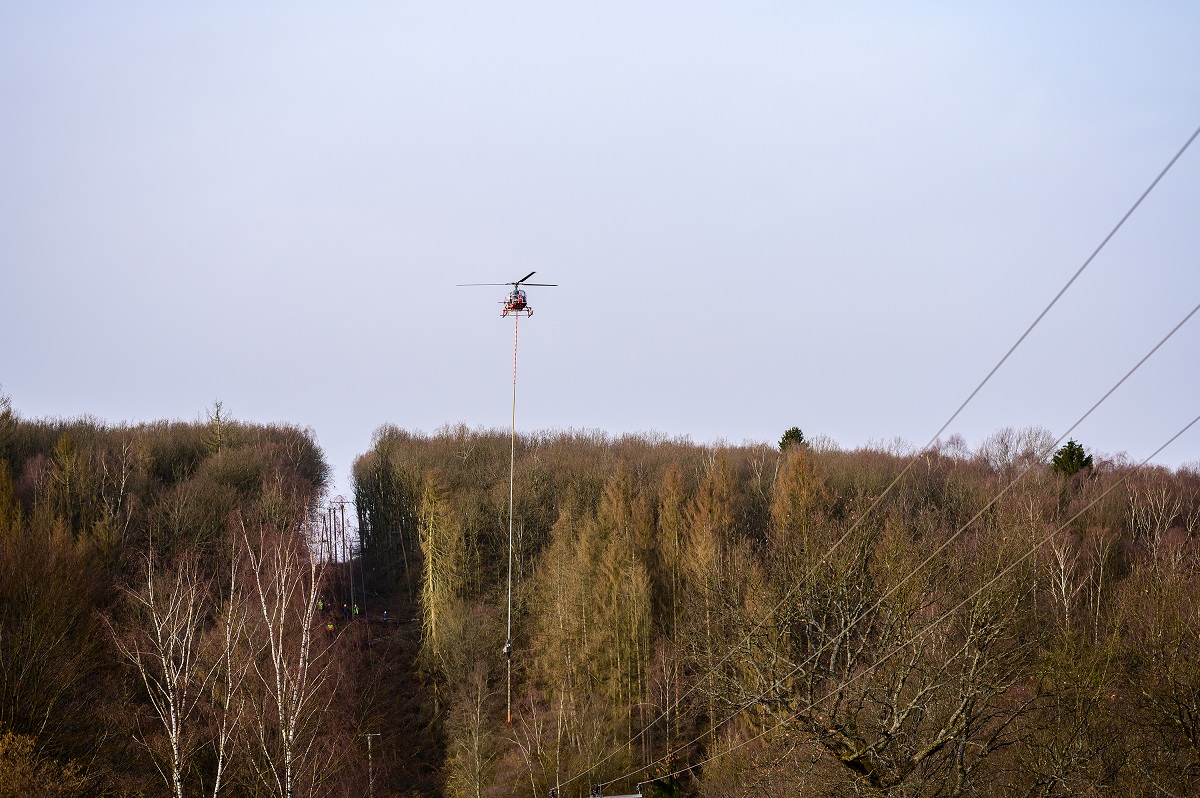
(556, 120, 1200, 794)
(638, 409, 1200, 792)
(598, 295, 1200, 793)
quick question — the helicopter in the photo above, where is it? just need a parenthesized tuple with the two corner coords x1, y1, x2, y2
(457, 271, 557, 317)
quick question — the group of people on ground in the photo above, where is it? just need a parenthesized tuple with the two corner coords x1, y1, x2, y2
(316, 596, 392, 635)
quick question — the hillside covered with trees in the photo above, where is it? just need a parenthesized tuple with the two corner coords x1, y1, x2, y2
(354, 424, 1200, 798)
(3, 387, 1200, 797)
(0, 395, 423, 798)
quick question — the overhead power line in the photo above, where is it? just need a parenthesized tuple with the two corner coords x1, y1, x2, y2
(602, 296, 1200, 792)
(558, 120, 1200, 794)
(645, 410, 1200, 790)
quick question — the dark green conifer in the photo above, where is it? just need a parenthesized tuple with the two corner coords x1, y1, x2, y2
(1051, 438, 1093, 476)
(779, 426, 805, 450)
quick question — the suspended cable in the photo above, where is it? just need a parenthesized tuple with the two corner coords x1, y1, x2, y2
(459, 273, 556, 726)
(559, 120, 1200, 792)
(642, 410, 1200, 790)
(932, 121, 1200, 448)
(507, 312, 519, 725)
(599, 299, 1200, 792)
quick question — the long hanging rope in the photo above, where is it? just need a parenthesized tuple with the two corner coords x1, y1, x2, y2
(507, 312, 519, 724)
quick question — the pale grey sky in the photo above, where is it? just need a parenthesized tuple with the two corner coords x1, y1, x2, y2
(3, 2, 1199, 497)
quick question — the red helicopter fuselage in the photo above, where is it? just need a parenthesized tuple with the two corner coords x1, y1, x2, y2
(501, 289, 533, 317)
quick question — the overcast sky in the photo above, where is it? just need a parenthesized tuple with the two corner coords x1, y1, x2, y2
(3, 2, 1198, 498)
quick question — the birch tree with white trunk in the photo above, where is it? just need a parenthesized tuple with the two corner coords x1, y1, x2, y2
(114, 551, 212, 798)
(242, 525, 338, 798)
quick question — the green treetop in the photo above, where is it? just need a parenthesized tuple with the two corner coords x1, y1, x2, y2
(779, 426, 806, 451)
(1051, 438, 1093, 476)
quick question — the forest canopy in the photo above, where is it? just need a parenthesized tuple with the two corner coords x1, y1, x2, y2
(353, 423, 1200, 798)
(0, 401, 359, 798)
(3, 399, 1200, 797)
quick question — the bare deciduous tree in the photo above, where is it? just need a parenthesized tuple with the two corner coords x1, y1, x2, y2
(242, 525, 337, 798)
(445, 663, 501, 798)
(205, 543, 249, 798)
(1128, 475, 1182, 557)
(113, 552, 212, 798)
(1047, 530, 1087, 633)
(716, 518, 1038, 797)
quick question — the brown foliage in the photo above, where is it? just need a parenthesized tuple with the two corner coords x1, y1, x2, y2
(353, 428, 1200, 797)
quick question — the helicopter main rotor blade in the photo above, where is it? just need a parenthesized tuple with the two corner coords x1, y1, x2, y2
(457, 272, 556, 287)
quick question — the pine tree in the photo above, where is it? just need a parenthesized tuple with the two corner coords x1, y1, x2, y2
(1051, 439, 1093, 476)
(778, 427, 805, 451)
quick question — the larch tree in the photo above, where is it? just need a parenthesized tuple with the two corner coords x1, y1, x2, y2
(683, 456, 737, 756)
(656, 464, 689, 751)
(593, 469, 654, 753)
(417, 473, 467, 714)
